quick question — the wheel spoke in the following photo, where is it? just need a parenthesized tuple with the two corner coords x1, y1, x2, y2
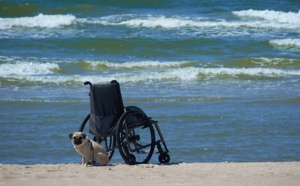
(116, 110, 155, 165)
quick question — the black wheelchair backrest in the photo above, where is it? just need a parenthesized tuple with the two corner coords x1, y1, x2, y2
(87, 80, 124, 136)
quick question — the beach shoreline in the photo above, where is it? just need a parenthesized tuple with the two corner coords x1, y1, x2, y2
(1, 162, 299, 186)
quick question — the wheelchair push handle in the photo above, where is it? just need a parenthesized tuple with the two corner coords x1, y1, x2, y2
(84, 80, 118, 86)
(84, 81, 92, 96)
(84, 81, 92, 86)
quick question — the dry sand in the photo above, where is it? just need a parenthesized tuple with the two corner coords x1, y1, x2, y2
(1, 162, 299, 186)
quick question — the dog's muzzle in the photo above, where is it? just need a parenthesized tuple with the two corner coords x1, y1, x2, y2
(73, 137, 82, 145)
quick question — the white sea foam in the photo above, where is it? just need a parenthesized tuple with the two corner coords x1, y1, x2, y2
(4, 67, 299, 84)
(0, 14, 76, 29)
(198, 67, 300, 77)
(85, 13, 300, 30)
(252, 57, 299, 67)
(95, 15, 236, 29)
(1, 56, 298, 84)
(93, 67, 300, 81)
(2, 11, 299, 39)
(17, 10, 296, 31)
(77, 15, 207, 29)
(119, 15, 202, 29)
(0, 98, 87, 103)
(0, 62, 59, 76)
(233, 9, 300, 25)
(269, 39, 300, 49)
(84, 60, 193, 69)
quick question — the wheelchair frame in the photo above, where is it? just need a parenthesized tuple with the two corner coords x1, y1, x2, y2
(78, 80, 170, 165)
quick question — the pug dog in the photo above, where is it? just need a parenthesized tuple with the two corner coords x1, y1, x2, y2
(69, 132, 109, 166)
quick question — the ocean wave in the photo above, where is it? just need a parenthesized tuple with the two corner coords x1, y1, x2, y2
(1, 56, 299, 78)
(2, 67, 299, 85)
(141, 97, 227, 102)
(0, 57, 195, 76)
(0, 62, 59, 76)
(1, 11, 299, 38)
(80, 13, 300, 30)
(0, 98, 87, 103)
(126, 97, 227, 102)
(232, 9, 300, 25)
(222, 57, 300, 68)
(269, 39, 300, 49)
(0, 14, 76, 29)
(76, 60, 195, 69)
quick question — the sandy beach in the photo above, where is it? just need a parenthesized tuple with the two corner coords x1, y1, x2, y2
(1, 162, 299, 186)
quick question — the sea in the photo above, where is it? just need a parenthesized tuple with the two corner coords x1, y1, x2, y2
(0, 0, 299, 165)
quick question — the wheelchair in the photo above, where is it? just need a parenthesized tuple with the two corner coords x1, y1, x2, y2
(78, 80, 170, 165)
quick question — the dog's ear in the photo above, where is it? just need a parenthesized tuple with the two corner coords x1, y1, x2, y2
(82, 133, 87, 139)
(69, 133, 73, 139)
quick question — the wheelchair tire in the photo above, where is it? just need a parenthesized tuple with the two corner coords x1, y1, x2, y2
(116, 110, 155, 165)
(79, 114, 116, 161)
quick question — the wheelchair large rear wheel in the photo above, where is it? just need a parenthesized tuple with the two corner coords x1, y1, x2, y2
(116, 110, 155, 165)
(79, 114, 116, 160)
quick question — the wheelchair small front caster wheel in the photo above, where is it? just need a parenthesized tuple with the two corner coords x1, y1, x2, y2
(158, 153, 170, 164)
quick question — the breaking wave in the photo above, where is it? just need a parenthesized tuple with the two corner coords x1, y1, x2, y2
(1, 67, 299, 85)
(75, 60, 195, 69)
(269, 39, 300, 49)
(0, 62, 59, 76)
(0, 14, 76, 29)
(232, 9, 300, 25)
(1, 56, 299, 85)
(79, 13, 300, 30)
(2, 9, 300, 31)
